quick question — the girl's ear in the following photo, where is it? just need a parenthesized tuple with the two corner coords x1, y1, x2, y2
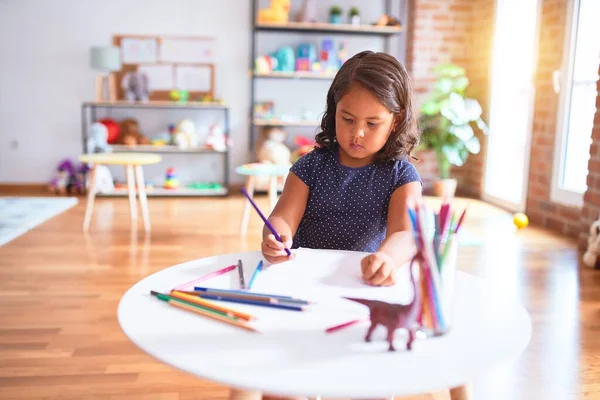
(392, 111, 404, 132)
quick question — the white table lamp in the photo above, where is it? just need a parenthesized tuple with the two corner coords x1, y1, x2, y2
(90, 46, 121, 102)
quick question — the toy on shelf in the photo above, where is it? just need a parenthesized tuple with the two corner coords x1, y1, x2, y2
(257, 126, 291, 166)
(70, 163, 91, 195)
(122, 71, 150, 102)
(254, 101, 275, 120)
(97, 118, 120, 144)
(172, 119, 199, 149)
(272, 46, 295, 72)
(344, 258, 421, 352)
(255, 55, 278, 74)
(48, 159, 75, 195)
(584, 218, 600, 269)
(329, 5, 343, 24)
(257, 0, 290, 23)
(151, 124, 175, 146)
(87, 122, 113, 153)
(374, 14, 402, 27)
(118, 118, 150, 146)
(186, 182, 224, 191)
(291, 136, 317, 163)
(170, 89, 190, 103)
(206, 124, 229, 152)
(164, 167, 180, 189)
(296, 43, 317, 72)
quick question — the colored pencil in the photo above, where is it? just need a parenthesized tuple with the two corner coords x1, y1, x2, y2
(197, 293, 306, 311)
(325, 318, 366, 334)
(192, 286, 311, 304)
(180, 290, 277, 304)
(172, 264, 236, 291)
(241, 187, 292, 256)
(247, 260, 263, 290)
(151, 291, 258, 332)
(170, 290, 256, 321)
(237, 259, 246, 289)
(454, 206, 468, 233)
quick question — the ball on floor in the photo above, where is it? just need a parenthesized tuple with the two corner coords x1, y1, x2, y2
(513, 213, 529, 229)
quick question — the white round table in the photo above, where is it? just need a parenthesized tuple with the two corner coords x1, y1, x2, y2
(118, 249, 531, 400)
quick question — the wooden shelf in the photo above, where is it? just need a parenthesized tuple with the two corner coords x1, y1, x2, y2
(109, 145, 227, 154)
(98, 186, 228, 197)
(253, 119, 320, 127)
(255, 21, 404, 35)
(253, 71, 337, 80)
(83, 100, 228, 110)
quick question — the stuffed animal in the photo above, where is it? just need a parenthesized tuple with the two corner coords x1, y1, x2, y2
(205, 124, 228, 152)
(118, 118, 150, 146)
(257, 0, 290, 23)
(257, 127, 291, 165)
(291, 136, 316, 163)
(93, 165, 115, 194)
(122, 71, 150, 102)
(583, 218, 600, 269)
(48, 159, 75, 195)
(172, 119, 199, 149)
(68, 163, 91, 195)
(87, 122, 113, 153)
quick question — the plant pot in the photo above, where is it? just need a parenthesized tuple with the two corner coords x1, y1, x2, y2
(433, 178, 457, 198)
(350, 15, 360, 25)
(329, 14, 342, 24)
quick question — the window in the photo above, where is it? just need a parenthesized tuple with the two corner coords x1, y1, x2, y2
(551, 0, 600, 207)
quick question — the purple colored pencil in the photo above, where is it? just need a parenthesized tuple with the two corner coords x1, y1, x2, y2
(241, 187, 292, 256)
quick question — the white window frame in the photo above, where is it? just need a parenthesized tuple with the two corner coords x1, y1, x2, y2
(551, 0, 587, 207)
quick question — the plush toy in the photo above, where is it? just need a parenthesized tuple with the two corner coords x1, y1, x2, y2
(69, 163, 91, 195)
(118, 118, 150, 146)
(206, 124, 229, 152)
(122, 71, 150, 102)
(172, 119, 199, 149)
(291, 136, 316, 163)
(98, 118, 120, 144)
(257, 127, 291, 165)
(257, 0, 290, 23)
(93, 165, 115, 194)
(48, 159, 75, 195)
(583, 218, 600, 269)
(87, 122, 113, 153)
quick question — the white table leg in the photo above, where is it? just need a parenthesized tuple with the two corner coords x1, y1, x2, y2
(134, 165, 150, 232)
(268, 175, 278, 212)
(82, 164, 97, 232)
(449, 385, 472, 400)
(228, 388, 261, 400)
(126, 165, 138, 223)
(240, 176, 255, 236)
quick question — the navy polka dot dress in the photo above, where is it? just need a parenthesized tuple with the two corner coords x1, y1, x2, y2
(290, 145, 422, 253)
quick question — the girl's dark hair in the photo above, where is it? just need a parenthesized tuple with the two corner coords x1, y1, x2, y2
(315, 50, 420, 162)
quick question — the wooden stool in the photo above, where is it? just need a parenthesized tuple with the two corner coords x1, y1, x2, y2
(235, 163, 290, 236)
(79, 153, 162, 233)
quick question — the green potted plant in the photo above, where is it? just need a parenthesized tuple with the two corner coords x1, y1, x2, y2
(418, 63, 489, 198)
(329, 5, 343, 24)
(349, 7, 360, 25)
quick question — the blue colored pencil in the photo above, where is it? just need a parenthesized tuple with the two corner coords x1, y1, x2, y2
(197, 294, 306, 311)
(193, 286, 310, 305)
(247, 260, 263, 290)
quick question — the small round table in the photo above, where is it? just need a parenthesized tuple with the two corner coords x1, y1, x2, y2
(235, 163, 291, 236)
(118, 249, 531, 400)
(80, 152, 162, 233)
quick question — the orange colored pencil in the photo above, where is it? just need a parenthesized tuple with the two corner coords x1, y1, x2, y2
(170, 290, 256, 321)
(167, 297, 258, 333)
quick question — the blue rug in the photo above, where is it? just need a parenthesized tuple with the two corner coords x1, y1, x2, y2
(0, 197, 78, 247)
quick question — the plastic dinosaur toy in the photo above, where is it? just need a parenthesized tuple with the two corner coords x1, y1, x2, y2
(344, 257, 422, 351)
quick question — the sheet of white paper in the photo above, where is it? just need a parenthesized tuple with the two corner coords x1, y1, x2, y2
(160, 38, 214, 63)
(175, 65, 211, 92)
(121, 38, 158, 64)
(138, 65, 174, 91)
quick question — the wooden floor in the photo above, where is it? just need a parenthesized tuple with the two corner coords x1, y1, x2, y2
(0, 194, 596, 400)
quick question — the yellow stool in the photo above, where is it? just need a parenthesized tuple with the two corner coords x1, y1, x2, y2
(235, 163, 290, 236)
(79, 153, 162, 233)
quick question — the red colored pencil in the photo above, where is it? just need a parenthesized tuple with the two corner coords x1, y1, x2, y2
(172, 265, 236, 291)
(325, 318, 366, 334)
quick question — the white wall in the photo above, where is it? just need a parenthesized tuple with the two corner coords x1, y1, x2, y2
(0, 0, 407, 185)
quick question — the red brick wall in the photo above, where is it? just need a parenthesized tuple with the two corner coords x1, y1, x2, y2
(581, 68, 600, 248)
(407, 0, 493, 197)
(525, 0, 582, 238)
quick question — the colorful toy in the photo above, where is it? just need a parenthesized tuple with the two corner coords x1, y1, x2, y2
(164, 167, 180, 189)
(584, 218, 600, 269)
(169, 90, 189, 102)
(513, 212, 529, 229)
(257, 0, 290, 23)
(272, 47, 295, 72)
(343, 259, 421, 352)
(257, 126, 291, 166)
(48, 159, 75, 195)
(374, 14, 402, 27)
(118, 118, 150, 146)
(69, 163, 91, 195)
(172, 119, 199, 149)
(291, 136, 317, 163)
(87, 122, 113, 153)
(206, 124, 229, 152)
(97, 118, 120, 144)
(122, 71, 149, 102)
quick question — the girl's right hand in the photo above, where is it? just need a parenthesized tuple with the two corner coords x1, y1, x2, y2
(261, 234, 294, 264)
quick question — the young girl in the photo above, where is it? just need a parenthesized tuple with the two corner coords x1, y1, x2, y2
(262, 50, 423, 287)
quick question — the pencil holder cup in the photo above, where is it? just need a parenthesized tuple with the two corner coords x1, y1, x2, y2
(416, 232, 459, 338)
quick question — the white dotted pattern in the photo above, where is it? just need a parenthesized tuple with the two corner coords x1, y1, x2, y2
(290, 146, 421, 252)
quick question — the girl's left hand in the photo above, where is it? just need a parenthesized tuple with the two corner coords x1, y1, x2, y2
(361, 251, 397, 286)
